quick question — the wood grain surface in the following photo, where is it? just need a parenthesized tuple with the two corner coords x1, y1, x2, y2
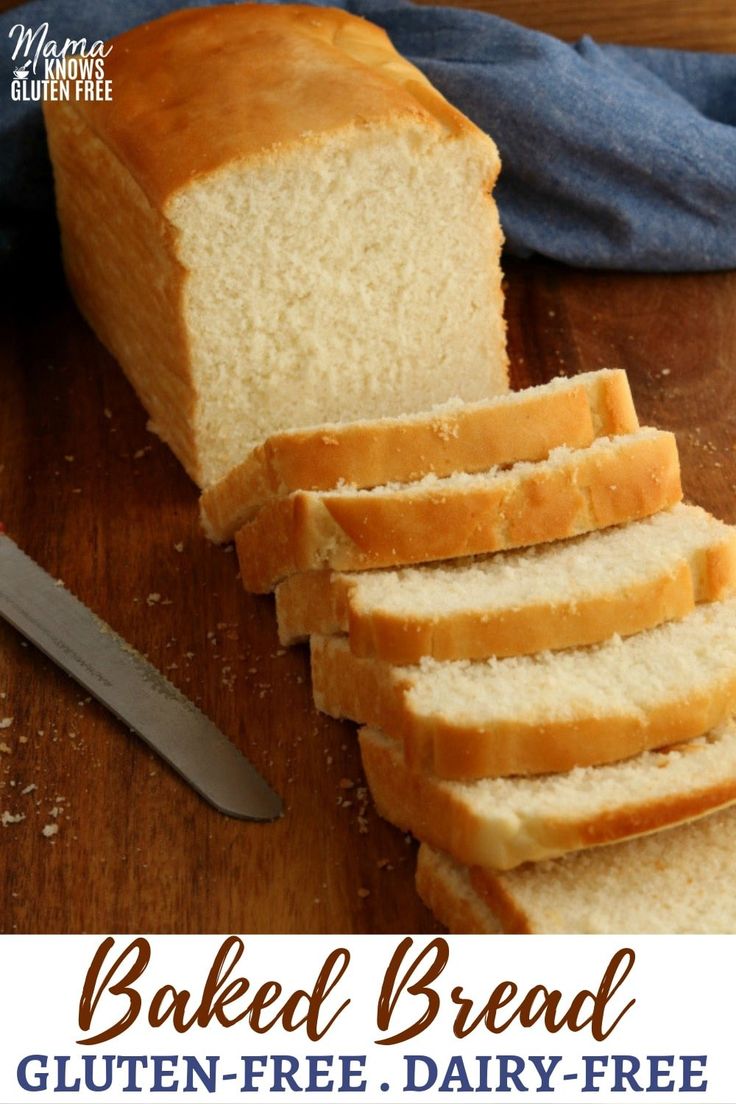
(416, 0, 736, 52)
(1, 0, 734, 50)
(2, 260, 735, 935)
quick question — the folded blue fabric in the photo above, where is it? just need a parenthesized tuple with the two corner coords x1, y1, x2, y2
(2, 0, 735, 271)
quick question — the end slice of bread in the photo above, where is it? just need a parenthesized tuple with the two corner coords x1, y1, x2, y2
(312, 597, 736, 778)
(237, 428, 681, 592)
(416, 845, 503, 934)
(416, 806, 736, 933)
(276, 503, 736, 660)
(360, 719, 736, 869)
(201, 369, 638, 541)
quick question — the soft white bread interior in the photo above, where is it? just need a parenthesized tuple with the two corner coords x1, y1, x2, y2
(236, 428, 682, 592)
(311, 597, 736, 778)
(43, 4, 507, 487)
(360, 720, 736, 869)
(416, 806, 736, 933)
(201, 369, 638, 541)
(277, 504, 736, 660)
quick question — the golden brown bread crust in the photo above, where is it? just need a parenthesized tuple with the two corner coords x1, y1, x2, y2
(65, 4, 497, 210)
(201, 369, 639, 542)
(312, 634, 736, 779)
(467, 868, 535, 935)
(413, 687, 736, 780)
(276, 572, 354, 646)
(346, 568, 695, 662)
(236, 430, 682, 592)
(276, 523, 736, 660)
(360, 727, 736, 870)
(415, 845, 500, 934)
(417, 844, 536, 934)
(43, 99, 201, 479)
(312, 634, 411, 736)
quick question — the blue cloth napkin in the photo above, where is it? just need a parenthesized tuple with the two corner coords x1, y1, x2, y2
(2, 0, 735, 271)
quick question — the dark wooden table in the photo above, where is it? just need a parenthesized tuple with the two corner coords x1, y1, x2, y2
(1, 0, 735, 933)
(2, 0, 734, 49)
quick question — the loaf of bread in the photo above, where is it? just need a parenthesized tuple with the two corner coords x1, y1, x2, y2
(277, 503, 736, 659)
(201, 369, 638, 541)
(416, 808, 736, 933)
(312, 597, 736, 778)
(43, 4, 508, 487)
(236, 428, 681, 592)
(360, 720, 736, 869)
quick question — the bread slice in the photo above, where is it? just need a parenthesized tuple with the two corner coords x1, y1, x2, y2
(44, 5, 507, 488)
(416, 807, 736, 932)
(417, 845, 503, 934)
(277, 504, 736, 660)
(312, 597, 736, 778)
(360, 720, 736, 869)
(236, 428, 681, 592)
(201, 369, 638, 541)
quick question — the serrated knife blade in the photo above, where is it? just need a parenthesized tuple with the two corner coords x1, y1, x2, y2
(0, 531, 282, 822)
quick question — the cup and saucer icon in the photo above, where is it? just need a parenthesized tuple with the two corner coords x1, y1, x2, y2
(13, 59, 33, 79)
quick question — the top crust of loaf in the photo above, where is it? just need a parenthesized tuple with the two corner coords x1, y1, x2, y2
(61, 4, 498, 209)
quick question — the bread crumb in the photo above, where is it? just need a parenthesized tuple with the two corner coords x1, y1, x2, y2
(1, 810, 24, 826)
(174, 542, 184, 553)
(431, 417, 460, 442)
(20, 784, 36, 795)
(41, 823, 59, 838)
(357, 887, 370, 899)
(0, 742, 11, 755)
(0, 718, 13, 730)
(146, 593, 161, 606)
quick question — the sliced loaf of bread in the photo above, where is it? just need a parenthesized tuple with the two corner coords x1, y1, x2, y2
(312, 597, 736, 778)
(277, 503, 736, 659)
(359, 720, 736, 869)
(416, 807, 736, 933)
(45, 5, 509, 488)
(236, 428, 681, 592)
(201, 369, 638, 541)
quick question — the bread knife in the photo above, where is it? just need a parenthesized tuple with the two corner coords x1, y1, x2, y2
(0, 530, 282, 822)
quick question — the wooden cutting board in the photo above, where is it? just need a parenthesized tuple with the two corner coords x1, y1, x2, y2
(2, 257, 735, 934)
